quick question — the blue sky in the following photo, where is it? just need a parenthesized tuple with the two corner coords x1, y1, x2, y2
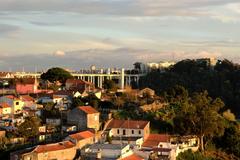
(0, 0, 240, 71)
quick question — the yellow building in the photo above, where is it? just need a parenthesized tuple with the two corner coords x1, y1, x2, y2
(0, 95, 24, 114)
(0, 102, 11, 115)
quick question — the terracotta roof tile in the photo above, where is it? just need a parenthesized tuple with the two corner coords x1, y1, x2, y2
(142, 134, 170, 148)
(33, 141, 75, 153)
(78, 106, 99, 114)
(120, 153, 144, 160)
(21, 95, 34, 102)
(5, 95, 19, 100)
(69, 131, 94, 141)
(15, 78, 37, 85)
(107, 119, 149, 129)
(0, 102, 11, 108)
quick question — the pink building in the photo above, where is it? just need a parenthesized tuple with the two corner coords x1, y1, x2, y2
(15, 79, 38, 94)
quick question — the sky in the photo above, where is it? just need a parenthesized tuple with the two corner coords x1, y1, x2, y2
(0, 0, 240, 71)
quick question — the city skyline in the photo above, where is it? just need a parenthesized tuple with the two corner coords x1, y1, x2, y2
(0, 0, 240, 71)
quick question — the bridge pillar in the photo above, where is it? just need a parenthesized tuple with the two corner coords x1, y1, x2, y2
(120, 68, 125, 89)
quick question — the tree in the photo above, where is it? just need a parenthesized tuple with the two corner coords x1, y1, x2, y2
(18, 116, 41, 139)
(177, 150, 212, 160)
(173, 91, 226, 151)
(215, 125, 240, 157)
(41, 67, 73, 83)
(223, 109, 236, 122)
(139, 58, 240, 117)
(72, 97, 85, 108)
(113, 97, 124, 110)
(103, 79, 118, 92)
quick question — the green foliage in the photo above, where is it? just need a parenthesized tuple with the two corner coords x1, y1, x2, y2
(83, 94, 100, 108)
(0, 137, 9, 150)
(41, 67, 72, 83)
(106, 134, 112, 144)
(173, 91, 226, 151)
(215, 125, 240, 157)
(177, 150, 213, 160)
(139, 59, 240, 116)
(72, 97, 85, 108)
(17, 116, 41, 139)
(223, 109, 236, 122)
(103, 79, 118, 92)
(41, 102, 61, 119)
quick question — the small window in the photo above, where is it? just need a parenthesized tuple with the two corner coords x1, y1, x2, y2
(139, 130, 141, 134)
(132, 130, 134, 134)
(123, 129, 126, 135)
(16, 102, 19, 105)
(117, 129, 119, 134)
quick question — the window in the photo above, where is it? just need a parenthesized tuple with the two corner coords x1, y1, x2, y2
(123, 129, 126, 135)
(15, 102, 19, 105)
(132, 130, 134, 134)
(117, 129, 119, 134)
(139, 130, 141, 135)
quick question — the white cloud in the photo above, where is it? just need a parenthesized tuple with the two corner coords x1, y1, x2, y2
(53, 50, 65, 56)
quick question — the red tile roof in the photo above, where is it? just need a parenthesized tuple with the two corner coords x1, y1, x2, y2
(0, 102, 11, 108)
(15, 78, 37, 85)
(69, 131, 94, 141)
(66, 79, 93, 86)
(66, 79, 85, 84)
(142, 134, 170, 148)
(33, 141, 75, 153)
(5, 95, 19, 100)
(21, 95, 34, 102)
(78, 106, 99, 114)
(106, 119, 149, 129)
(120, 153, 144, 160)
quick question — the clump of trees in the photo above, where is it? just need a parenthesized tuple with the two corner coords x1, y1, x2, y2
(139, 59, 240, 117)
(103, 79, 118, 92)
(41, 67, 73, 83)
(17, 116, 41, 140)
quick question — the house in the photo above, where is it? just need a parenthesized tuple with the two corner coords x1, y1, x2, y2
(65, 79, 94, 92)
(0, 72, 14, 79)
(119, 153, 144, 160)
(15, 78, 39, 94)
(0, 95, 24, 114)
(83, 143, 131, 160)
(67, 106, 100, 131)
(20, 95, 37, 109)
(0, 102, 12, 115)
(142, 134, 171, 149)
(66, 130, 95, 149)
(11, 141, 76, 160)
(106, 119, 150, 141)
(46, 118, 61, 126)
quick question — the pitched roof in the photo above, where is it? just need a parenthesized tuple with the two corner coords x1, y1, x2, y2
(33, 141, 75, 153)
(66, 79, 93, 86)
(106, 119, 149, 129)
(142, 134, 170, 148)
(0, 102, 11, 108)
(15, 78, 37, 85)
(5, 95, 20, 100)
(21, 95, 34, 102)
(120, 153, 144, 160)
(69, 131, 94, 141)
(66, 79, 85, 84)
(78, 106, 99, 114)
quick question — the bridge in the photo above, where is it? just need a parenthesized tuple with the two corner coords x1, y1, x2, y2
(13, 68, 146, 89)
